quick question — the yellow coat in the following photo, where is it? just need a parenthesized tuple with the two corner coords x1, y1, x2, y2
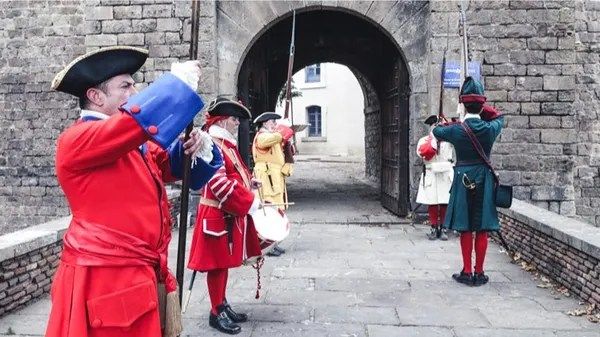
(252, 130, 293, 209)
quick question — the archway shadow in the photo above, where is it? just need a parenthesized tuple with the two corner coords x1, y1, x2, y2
(238, 8, 411, 216)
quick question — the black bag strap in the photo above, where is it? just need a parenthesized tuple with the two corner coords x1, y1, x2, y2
(460, 122, 499, 184)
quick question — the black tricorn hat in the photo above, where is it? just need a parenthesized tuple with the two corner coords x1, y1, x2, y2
(51, 46, 148, 98)
(206, 97, 251, 119)
(253, 112, 281, 124)
(424, 115, 439, 126)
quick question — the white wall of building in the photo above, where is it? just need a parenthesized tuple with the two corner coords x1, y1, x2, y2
(275, 63, 365, 158)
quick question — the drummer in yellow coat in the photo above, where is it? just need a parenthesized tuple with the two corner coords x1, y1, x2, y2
(252, 112, 295, 256)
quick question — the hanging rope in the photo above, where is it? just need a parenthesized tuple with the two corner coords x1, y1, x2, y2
(252, 257, 265, 299)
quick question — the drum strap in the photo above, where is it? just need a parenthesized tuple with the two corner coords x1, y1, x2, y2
(200, 197, 220, 208)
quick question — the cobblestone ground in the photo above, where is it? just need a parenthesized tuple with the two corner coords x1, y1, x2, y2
(0, 157, 598, 336)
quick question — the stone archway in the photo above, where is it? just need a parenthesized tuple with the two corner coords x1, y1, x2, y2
(213, 2, 430, 216)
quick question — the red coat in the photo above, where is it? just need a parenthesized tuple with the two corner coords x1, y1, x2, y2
(188, 136, 262, 271)
(45, 114, 173, 337)
(45, 74, 219, 337)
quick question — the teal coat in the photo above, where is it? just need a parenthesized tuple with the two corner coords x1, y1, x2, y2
(432, 116, 504, 232)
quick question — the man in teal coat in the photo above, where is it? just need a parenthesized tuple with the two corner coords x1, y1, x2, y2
(432, 77, 504, 286)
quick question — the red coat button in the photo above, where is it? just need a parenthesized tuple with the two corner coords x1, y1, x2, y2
(147, 125, 158, 135)
(91, 318, 102, 328)
(130, 105, 141, 114)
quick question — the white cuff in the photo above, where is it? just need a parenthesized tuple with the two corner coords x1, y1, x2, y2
(191, 130, 214, 168)
(170, 61, 199, 91)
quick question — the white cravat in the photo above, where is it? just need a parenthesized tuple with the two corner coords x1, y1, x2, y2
(80, 109, 110, 120)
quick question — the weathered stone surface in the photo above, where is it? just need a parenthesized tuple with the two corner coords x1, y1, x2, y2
(2, 0, 600, 233)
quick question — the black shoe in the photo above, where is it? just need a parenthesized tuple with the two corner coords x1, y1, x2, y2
(209, 309, 241, 335)
(222, 301, 247, 323)
(473, 272, 489, 286)
(452, 271, 473, 286)
(427, 227, 438, 240)
(273, 245, 286, 254)
(438, 228, 448, 241)
(266, 247, 282, 257)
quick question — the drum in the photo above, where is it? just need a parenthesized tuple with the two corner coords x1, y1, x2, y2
(245, 206, 291, 264)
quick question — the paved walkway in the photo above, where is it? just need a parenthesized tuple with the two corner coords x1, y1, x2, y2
(1, 158, 598, 336)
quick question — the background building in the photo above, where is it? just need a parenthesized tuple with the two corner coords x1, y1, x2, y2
(275, 63, 365, 158)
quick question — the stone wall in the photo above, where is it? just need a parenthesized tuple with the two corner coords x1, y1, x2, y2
(429, 0, 600, 226)
(0, 190, 180, 317)
(498, 199, 600, 307)
(2, 0, 600, 229)
(0, 240, 61, 317)
(0, 0, 202, 233)
(0, 0, 85, 233)
(573, 1, 600, 225)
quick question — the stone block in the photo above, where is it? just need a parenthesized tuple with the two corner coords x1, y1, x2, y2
(540, 129, 577, 143)
(546, 50, 576, 64)
(494, 102, 521, 115)
(156, 17, 181, 31)
(520, 102, 540, 115)
(85, 6, 113, 20)
(498, 171, 522, 185)
(484, 51, 510, 64)
(114, 5, 142, 19)
(101, 0, 129, 4)
(531, 186, 575, 201)
(495, 64, 527, 76)
(102, 19, 132, 34)
(145, 31, 165, 44)
(557, 90, 576, 102)
(527, 64, 562, 76)
(117, 33, 144, 45)
(540, 102, 573, 115)
(131, 18, 157, 33)
(558, 36, 576, 50)
(561, 116, 576, 128)
(498, 24, 538, 38)
(142, 4, 172, 18)
(576, 51, 599, 64)
(516, 76, 543, 90)
(506, 115, 529, 128)
(486, 90, 507, 101)
(486, 76, 516, 90)
(84, 34, 117, 46)
(527, 37, 558, 50)
(498, 38, 528, 49)
(543, 75, 575, 90)
(508, 90, 531, 102)
(529, 116, 560, 128)
(509, 50, 545, 64)
(531, 91, 557, 102)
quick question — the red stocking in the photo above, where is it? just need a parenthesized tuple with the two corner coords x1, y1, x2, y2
(474, 231, 488, 274)
(222, 268, 229, 302)
(459, 232, 473, 274)
(428, 205, 448, 226)
(207, 269, 227, 315)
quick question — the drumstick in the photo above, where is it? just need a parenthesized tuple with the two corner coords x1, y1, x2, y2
(257, 188, 267, 215)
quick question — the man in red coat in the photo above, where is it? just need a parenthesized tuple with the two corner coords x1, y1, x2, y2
(188, 97, 263, 335)
(45, 46, 222, 337)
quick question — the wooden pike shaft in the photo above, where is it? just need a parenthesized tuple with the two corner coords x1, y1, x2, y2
(176, 0, 201, 305)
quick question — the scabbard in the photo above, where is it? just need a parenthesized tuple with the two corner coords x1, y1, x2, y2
(265, 163, 275, 189)
(467, 186, 477, 230)
(225, 215, 234, 255)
